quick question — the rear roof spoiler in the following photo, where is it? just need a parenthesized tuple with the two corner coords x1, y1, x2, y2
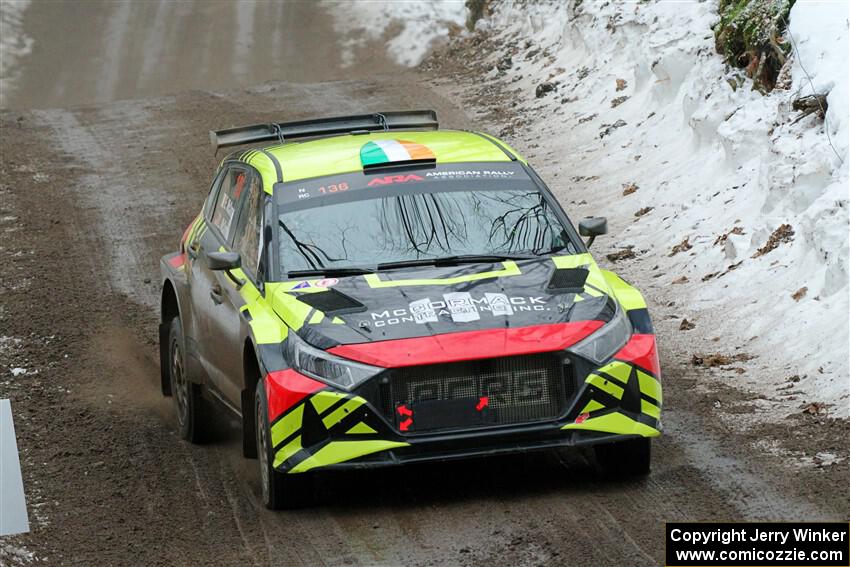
(210, 110, 439, 150)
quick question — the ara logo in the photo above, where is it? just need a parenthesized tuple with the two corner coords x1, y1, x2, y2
(366, 174, 424, 187)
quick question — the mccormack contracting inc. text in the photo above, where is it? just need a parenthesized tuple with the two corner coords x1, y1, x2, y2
(665, 522, 849, 567)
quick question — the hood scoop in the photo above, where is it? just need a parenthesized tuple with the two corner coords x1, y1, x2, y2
(295, 289, 366, 316)
(547, 268, 588, 293)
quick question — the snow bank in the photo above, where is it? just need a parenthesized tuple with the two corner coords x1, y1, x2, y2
(457, 0, 849, 416)
(788, 0, 849, 162)
(322, 0, 467, 67)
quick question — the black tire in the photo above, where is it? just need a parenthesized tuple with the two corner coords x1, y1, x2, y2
(255, 380, 313, 510)
(168, 317, 207, 444)
(242, 391, 258, 459)
(594, 437, 651, 477)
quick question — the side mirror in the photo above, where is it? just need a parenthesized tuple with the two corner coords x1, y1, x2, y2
(578, 217, 607, 248)
(205, 251, 246, 287)
(205, 251, 241, 271)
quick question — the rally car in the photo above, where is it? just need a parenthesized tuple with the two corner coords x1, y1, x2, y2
(159, 111, 662, 509)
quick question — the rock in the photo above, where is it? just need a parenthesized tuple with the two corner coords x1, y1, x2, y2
(599, 119, 627, 138)
(496, 54, 513, 72)
(622, 182, 638, 195)
(668, 236, 693, 256)
(791, 287, 807, 301)
(792, 93, 827, 119)
(691, 352, 755, 367)
(610, 95, 629, 108)
(634, 206, 653, 217)
(800, 402, 828, 415)
(616, 78, 628, 91)
(679, 318, 696, 331)
(752, 223, 794, 258)
(714, 226, 744, 246)
(535, 82, 556, 98)
(672, 276, 689, 284)
(606, 247, 636, 262)
(669, 237, 692, 256)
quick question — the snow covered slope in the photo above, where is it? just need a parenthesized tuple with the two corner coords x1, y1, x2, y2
(322, 0, 467, 67)
(452, 0, 849, 417)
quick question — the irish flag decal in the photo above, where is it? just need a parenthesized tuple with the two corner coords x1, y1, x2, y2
(360, 139, 436, 167)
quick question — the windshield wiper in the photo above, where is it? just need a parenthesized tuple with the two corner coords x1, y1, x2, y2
(377, 254, 537, 271)
(287, 267, 374, 278)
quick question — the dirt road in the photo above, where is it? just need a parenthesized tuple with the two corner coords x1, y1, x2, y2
(1, 0, 399, 110)
(1, 3, 848, 566)
(1, 76, 847, 566)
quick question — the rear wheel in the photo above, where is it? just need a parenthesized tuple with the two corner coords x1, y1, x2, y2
(255, 380, 313, 510)
(594, 437, 651, 477)
(168, 317, 207, 443)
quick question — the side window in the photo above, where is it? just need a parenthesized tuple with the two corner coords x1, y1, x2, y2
(203, 168, 227, 220)
(232, 172, 264, 281)
(209, 167, 248, 243)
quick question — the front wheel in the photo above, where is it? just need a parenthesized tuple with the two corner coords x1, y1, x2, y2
(255, 380, 313, 510)
(168, 317, 208, 443)
(594, 437, 651, 477)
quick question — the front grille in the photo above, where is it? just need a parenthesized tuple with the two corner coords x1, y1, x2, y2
(379, 353, 571, 434)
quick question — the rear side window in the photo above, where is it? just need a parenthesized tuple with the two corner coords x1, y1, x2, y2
(232, 173, 264, 281)
(209, 167, 249, 242)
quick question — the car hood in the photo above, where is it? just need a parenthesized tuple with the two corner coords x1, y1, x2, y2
(268, 253, 616, 350)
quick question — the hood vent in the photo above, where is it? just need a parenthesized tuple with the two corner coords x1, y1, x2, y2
(295, 289, 366, 316)
(547, 268, 588, 292)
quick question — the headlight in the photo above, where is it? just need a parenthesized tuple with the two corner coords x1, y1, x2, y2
(569, 306, 632, 365)
(283, 331, 382, 391)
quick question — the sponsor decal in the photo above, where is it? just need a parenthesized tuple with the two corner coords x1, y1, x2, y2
(360, 139, 435, 168)
(409, 297, 438, 324)
(396, 404, 414, 431)
(444, 291, 480, 323)
(363, 293, 550, 328)
(366, 174, 424, 187)
(575, 413, 590, 424)
(292, 278, 339, 290)
(485, 292, 514, 316)
(425, 170, 515, 179)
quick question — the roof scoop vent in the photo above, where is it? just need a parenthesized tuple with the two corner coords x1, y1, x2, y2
(295, 289, 366, 316)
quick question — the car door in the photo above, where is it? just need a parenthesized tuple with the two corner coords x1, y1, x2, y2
(188, 164, 251, 406)
(207, 167, 266, 403)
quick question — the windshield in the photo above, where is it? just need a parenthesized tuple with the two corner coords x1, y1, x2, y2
(278, 186, 577, 273)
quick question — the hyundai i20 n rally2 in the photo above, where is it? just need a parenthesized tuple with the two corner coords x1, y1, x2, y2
(159, 111, 662, 509)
